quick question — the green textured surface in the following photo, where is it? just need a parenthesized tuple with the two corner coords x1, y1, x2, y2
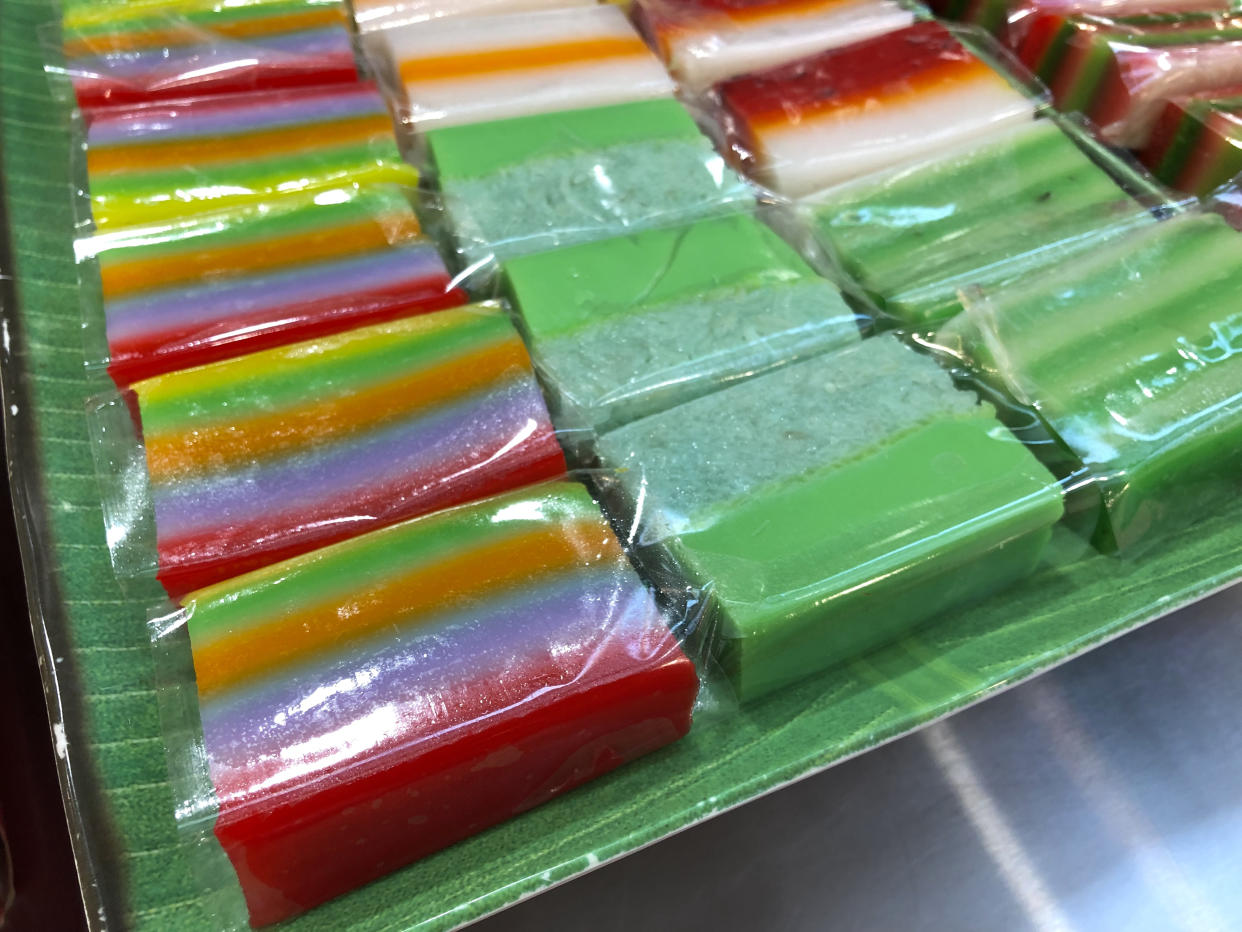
(5, 4, 1242, 932)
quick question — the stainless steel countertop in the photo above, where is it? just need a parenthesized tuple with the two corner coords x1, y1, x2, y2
(478, 584, 1242, 932)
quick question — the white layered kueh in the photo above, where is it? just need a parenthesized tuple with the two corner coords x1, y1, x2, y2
(353, 0, 594, 34)
(668, 0, 917, 90)
(374, 6, 676, 129)
(758, 80, 1037, 197)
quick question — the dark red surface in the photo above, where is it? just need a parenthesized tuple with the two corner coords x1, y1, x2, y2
(213, 633, 700, 927)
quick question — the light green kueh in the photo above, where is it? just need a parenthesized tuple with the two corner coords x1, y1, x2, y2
(806, 118, 1155, 329)
(937, 210, 1242, 551)
(598, 336, 1065, 700)
(503, 212, 862, 439)
(427, 98, 752, 268)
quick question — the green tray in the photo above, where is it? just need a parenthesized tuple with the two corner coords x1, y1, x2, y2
(4, 2, 1242, 929)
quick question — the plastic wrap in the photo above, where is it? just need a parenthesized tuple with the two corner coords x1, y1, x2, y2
(1141, 87, 1242, 195)
(353, 0, 595, 33)
(933, 209, 1242, 551)
(57, 0, 359, 110)
(500, 212, 867, 442)
(798, 115, 1167, 330)
(361, 4, 677, 130)
(88, 304, 568, 597)
(631, 0, 918, 91)
(595, 335, 1066, 700)
(76, 185, 467, 385)
(1017, 10, 1242, 148)
(929, 0, 1230, 46)
(81, 82, 418, 229)
(152, 477, 703, 926)
(423, 97, 755, 274)
(713, 20, 1041, 197)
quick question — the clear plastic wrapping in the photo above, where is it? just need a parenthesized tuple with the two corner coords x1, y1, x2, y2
(1141, 87, 1242, 196)
(152, 476, 703, 926)
(500, 211, 868, 442)
(929, 0, 1230, 47)
(77, 185, 467, 385)
(933, 208, 1242, 551)
(352, 0, 596, 33)
(798, 115, 1167, 330)
(56, 0, 359, 110)
(423, 97, 756, 274)
(80, 82, 418, 229)
(88, 304, 568, 597)
(360, 4, 676, 131)
(631, 0, 919, 91)
(712, 20, 1042, 197)
(1017, 10, 1242, 148)
(595, 335, 1066, 700)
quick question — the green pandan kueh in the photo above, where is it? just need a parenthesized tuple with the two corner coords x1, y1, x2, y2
(806, 119, 1154, 329)
(427, 98, 752, 269)
(597, 336, 1065, 701)
(503, 213, 862, 439)
(937, 210, 1242, 552)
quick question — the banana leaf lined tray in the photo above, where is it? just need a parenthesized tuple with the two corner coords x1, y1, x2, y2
(4, 1, 1242, 929)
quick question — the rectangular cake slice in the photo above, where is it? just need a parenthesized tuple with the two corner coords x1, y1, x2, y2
(597, 336, 1064, 700)
(935, 210, 1242, 551)
(717, 21, 1036, 197)
(502, 213, 862, 439)
(185, 480, 698, 925)
(806, 118, 1157, 328)
(426, 98, 753, 269)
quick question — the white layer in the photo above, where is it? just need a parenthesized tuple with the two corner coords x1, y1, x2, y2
(354, 0, 593, 34)
(757, 79, 1036, 197)
(405, 59, 675, 128)
(668, 1, 916, 89)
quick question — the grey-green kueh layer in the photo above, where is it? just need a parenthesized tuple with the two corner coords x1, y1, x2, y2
(426, 99, 753, 270)
(937, 209, 1242, 552)
(503, 213, 862, 441)
(598, 337, 1065, 700)
(807, 118, 1156, 329)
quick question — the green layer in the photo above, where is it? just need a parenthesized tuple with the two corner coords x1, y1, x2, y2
(937, 211, 1242, 550)
(601, 337, 1063, 700)
(810, 119, 1151, 328)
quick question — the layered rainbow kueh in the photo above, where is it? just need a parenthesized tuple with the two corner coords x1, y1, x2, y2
(80, 186, 466, 385)
(716, 21, 1036, 197)
(85, 82, 417, 228)
(1016, 11, 1242, 147)
(131, 305, 566, 597)
(181, 479, 699, 926)
(367, 4, 676, 129)
(1142, 89, 1242, 196)
(633, 0, 916, 90)
(928, 0, 1225, 47)
(61, 0, 358, 109)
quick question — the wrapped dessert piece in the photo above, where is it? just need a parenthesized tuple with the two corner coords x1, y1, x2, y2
(596, 336, 1064, 701)
(170, 479, 698, 926)
(1141, 88, 1242, 195)
(365, 5, 676, 129)
(85, 83, 417, 229)
(502, 213, 862, 440)
(716, 21, 1037, 197)
(60, 0, 358, 110)
(426, 98, 753, 271)
(805, 118, 1158, 329)
(632, 0, 916, 91)
(936, 210, 1242, 551)
(1018, 11, 1242, 147)
(103, 306, 566, 597)
(353, 0, 594, 33)
(929, 0, 1226, 46)
(79, 186, 466, 385)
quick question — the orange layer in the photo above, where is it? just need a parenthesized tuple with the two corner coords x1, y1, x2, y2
(87, 114, 395, 175)
(63, 8, 346, 58)
(100, 212, 421, 300)
(145, 337, 533, 482)
(746, 57, 999, 130)
(192, 520, 621, 695)
(399, 36, 650, 83)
